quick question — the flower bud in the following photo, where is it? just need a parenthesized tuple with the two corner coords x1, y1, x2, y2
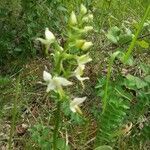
(82, 14, 93, 22)
(81, 42, 93, 50)
(80, 4, 87, 15)
(88, 14, 93, 21)
(82, 16, 89, 22)
(76, 40, 85, 48)
(70, 11, 77, 25)
(83, 26, 93, 32)
(45, 28, 55, 41)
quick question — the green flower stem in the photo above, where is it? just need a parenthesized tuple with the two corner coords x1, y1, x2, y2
(55, 55, 62, 74)
(123, 5, 150, 62)
(53, 101, 61, 150)
(45, 46, 49, 57)
(102, 57, 114, 114)
(102, 51, 120, 114)
(8, 79, 20, 150)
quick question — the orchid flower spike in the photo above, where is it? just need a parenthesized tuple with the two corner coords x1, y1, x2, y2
(70, 97, 86, 114)
(43, 71, 72, 93)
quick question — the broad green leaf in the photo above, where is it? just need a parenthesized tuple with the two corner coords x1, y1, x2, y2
(94, 145, 113, 150)
(140, 63, 150, 74)
(57, 138, 70, 150)
(144, 75, 150, 83)
(14, 48, 22, 52)
(137, 40, 149, 48)
(115, 86, 132, 101)
(111, 51, 121, 60)
(117, 51, 134, 66)
(125, 56, 134, 66)
(57, 6, 67, 12)
(106, 26, 121, 44)
(0, 76, 10, 85)
(126, 74, 148, 89)
(119, 34, 132, 44)
(107, 34, 119, 44)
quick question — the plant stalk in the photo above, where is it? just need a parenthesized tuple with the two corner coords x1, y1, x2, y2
(53, 101, 61, 150)
(102, 51, 120, 113)
(8, 79, 20, 150)
(123, 4, 150, 62)
(102, 57, 114, 113)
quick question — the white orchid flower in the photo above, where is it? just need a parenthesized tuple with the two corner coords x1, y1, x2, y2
(37, 28, 55, 44)
(70, 97, 86, 114)
(74, 65, 89, 80)
(74, 65, 89, 87)
(77, 53, 92, 65)
(81, 41, 93, 50)
(76, 40, 93, 51)
(74, 53, 92, 86)
(43, 71, 72, 93)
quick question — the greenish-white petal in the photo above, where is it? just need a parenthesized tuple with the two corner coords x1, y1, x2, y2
(81, 41, 93, 50)
(70, 11, 77, 25)
(80, 4, 87, 15)
(76, 75, 89, 81)
(70, 97, 86, 113)
(43, 71, 52, 82)
(36, 38, 48, 45)
(77, 53, 92, 65)
(45, 28, 55, 41)
(74, 65, 85, 76)
(46, 81, 56, 92)
(54, 77, 73, 86)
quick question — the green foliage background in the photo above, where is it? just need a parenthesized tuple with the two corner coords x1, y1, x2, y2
(0, 0, 149, 149)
